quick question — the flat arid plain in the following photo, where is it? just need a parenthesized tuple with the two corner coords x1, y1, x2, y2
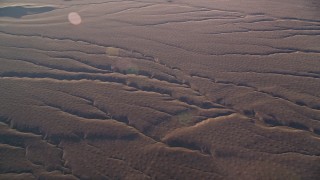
(1, 0, 320, 179)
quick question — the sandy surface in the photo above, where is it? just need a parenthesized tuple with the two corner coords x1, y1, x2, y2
(1, 0, 320, 179)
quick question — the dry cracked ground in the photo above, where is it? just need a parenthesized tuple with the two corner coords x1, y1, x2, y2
(0, 0, 320, 179)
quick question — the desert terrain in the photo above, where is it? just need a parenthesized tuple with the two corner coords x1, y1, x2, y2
(0, 0, 320, 179)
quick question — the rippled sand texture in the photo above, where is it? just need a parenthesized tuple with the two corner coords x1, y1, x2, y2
(1, 0, 320, 179)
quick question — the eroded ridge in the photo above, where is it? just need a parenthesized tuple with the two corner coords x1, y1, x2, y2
(1, 0, 320, 179)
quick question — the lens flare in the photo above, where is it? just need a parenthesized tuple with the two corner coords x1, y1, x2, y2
(68, 12, 82, 25)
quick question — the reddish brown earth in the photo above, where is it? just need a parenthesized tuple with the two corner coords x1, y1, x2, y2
(0, 0, 320, 179)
